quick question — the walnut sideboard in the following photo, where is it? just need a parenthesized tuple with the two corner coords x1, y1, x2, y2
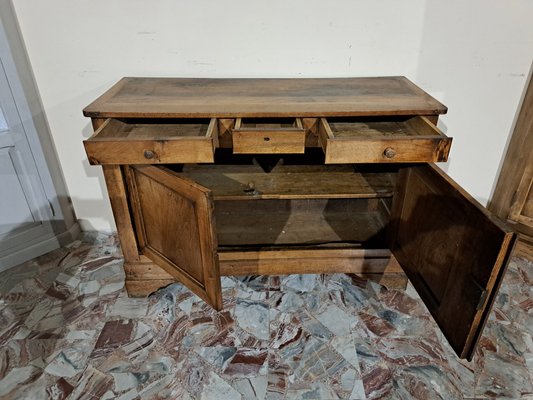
(83, 77, 516, 360)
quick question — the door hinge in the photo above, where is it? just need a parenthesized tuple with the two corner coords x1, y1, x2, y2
(471, 276, 489, 311)
(511, 189, 518, 205)
(48, 199, 55, 217)
(476, 289, 489, 310)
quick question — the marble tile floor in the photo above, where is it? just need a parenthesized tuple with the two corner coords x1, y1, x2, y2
(0, 232, 531, 399)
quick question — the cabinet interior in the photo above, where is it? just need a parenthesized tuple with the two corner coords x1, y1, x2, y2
(214, 198, 390, 249)
(166, 149, 398, 251)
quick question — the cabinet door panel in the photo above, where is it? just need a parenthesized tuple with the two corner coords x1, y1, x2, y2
(126, 165, 222, 309)
(390, 164, 516, 359)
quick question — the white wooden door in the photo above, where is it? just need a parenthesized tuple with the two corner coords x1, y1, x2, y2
(0, 60, 54, 259)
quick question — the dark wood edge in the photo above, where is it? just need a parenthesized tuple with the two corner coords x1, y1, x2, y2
(196, 189, 223, 310)
(427, 164, 515, 233)
(387, 168, 410, 252)
(124, 166, 147, 250)
(101, 165, 140, 262)
(396, 76, 448, 114)
(488, 72, 533, 222)
(83, 76, 448, 118)
(83, 110, 450, 119)
(87, 135, 213, 142)
(83, 77, 129, 117)
(464, 232, 518, 360)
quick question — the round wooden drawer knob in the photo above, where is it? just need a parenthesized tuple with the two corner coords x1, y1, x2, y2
(144, 150, 155, 159)
(383, 147, 396, 159)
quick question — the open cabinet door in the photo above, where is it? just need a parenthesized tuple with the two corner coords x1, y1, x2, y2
(390, 164, 516, 359)
(126, 165, 222, 310)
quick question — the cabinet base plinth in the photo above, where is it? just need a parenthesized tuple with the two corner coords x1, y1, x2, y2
(123, 261, 175, 297)
(122, 249, 408, 298)
(125, 278, 176, 297)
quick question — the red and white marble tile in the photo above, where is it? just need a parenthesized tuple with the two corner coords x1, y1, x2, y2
(0, 233, 531, 399)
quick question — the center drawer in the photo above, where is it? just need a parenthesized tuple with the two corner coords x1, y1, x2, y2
(232, 118, 305, 154)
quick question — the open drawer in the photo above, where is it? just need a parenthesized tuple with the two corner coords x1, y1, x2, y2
(84, 118, 218, 164)
(232, 118, 305, 154)
(318, 116, 452, 163)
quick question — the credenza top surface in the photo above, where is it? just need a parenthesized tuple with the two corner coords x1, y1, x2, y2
(83, 76, 447, 119)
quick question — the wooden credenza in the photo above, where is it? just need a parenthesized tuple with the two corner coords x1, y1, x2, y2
(83, 77, 516, 360)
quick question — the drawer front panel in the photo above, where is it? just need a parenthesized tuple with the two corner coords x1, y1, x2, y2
(321, 137, 451, 164)
(319, 116, 451, 164)
(85, 138, 215, 164)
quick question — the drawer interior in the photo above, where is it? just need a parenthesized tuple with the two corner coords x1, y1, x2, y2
(235, 117, 303, 131)
(322, 116, 445, 139)
(90, 118, 215, 140)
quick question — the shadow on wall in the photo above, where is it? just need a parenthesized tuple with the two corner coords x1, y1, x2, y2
(414, 0, 533, 206)
(0, 194, 80, 273)
(78, 121, 116, 232)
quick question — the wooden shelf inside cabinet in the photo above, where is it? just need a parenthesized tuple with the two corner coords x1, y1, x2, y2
(176, 163, 396, 200)
(83, 76, 517, 361)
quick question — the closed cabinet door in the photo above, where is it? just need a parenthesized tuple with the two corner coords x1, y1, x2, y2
(125, 165, 222, 309)
(0, 60, 53, 263)
(390, 164, 516, 359)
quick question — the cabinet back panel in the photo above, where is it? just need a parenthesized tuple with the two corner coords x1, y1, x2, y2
(215, 198, 388, 248)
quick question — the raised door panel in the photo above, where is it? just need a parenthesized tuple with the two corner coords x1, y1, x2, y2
(126, 165, 222, 310)
(390, 164, 516, 359)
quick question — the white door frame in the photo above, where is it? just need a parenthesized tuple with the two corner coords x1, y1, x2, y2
(0, 1, 79, 270)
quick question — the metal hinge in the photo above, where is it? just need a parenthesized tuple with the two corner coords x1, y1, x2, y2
(471, 276, 489, 310)
(476, 289, 489, 310)
(510, 189, 520, 210)
(48, 199, 55, 217)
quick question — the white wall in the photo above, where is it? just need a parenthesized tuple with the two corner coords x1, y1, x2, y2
(11, 0, 533, 231)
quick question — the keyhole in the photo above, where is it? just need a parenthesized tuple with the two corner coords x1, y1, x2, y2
(264, 137, 270, 142)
